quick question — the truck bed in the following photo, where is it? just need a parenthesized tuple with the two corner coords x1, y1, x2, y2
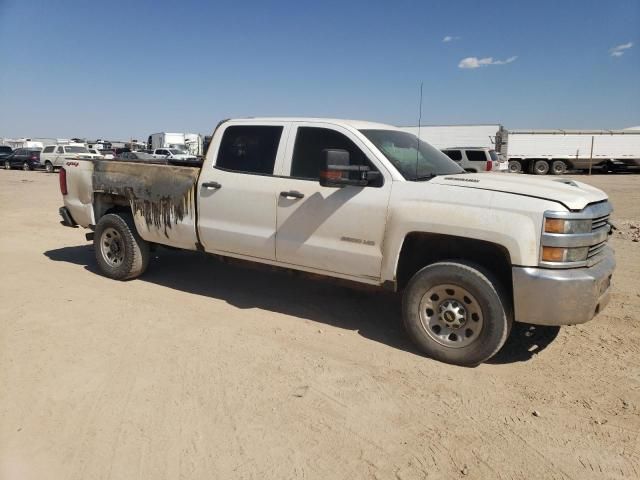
(92, 160, 200, 237)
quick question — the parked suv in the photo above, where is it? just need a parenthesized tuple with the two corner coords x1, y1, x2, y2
(441, 147, 507, 172)
(0, 146, 13, 160)
(3, 148, 42, 170)
(41, 145, 102, 173)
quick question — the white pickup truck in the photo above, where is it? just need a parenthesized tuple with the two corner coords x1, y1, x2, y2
(58, 118, 615, 365)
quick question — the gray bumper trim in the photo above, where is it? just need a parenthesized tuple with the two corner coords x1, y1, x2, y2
(512, 247, 615, 326)
(59, 206, 78, 228)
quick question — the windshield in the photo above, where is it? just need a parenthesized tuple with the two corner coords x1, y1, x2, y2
(360, 129, 464, 180)
(66, 146, 89, 153)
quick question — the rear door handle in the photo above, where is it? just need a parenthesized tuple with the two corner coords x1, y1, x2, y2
(202, 181, 221, 190)
(280, 190, 305, 199)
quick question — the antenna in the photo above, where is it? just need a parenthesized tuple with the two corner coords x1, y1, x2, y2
(416, 81, 423, 178)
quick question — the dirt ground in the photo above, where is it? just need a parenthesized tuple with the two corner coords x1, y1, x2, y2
(0, 170, 638, 480)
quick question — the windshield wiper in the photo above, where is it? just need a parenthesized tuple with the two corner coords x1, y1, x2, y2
(412, 173, 438, 181)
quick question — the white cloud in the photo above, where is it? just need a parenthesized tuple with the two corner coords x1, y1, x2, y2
(609, 42, 633, 57)
(442, 35, 460, 43)
(458, 55, 518, 69)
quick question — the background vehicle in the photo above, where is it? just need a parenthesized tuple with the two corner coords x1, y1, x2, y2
(41, 144, 102, 172)
(498, 129, 640, 174)
(3, 148, 41, 170)
(116, 151, 163, 162)
(59, 118, 614, 366)
(148, 132, 187, 151)
(151, 148, 200, 166)
(441, 147, 506, 172)
(87, 148, 104, 157)
(98, 150, 115, 159)
(0, 146, 13, 160)
(401, 125, 501, 150)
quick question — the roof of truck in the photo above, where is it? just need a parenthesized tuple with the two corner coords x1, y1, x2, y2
(229, 117, 400, 130)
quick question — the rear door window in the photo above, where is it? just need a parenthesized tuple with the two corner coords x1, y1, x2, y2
(442, 149, 462, 161)
(216, 126, 283, 175)
(43, 146, 55, 153)
(465, 150, 487, 162)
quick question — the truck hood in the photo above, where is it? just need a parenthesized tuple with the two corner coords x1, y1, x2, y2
(430, 173, 607, 211)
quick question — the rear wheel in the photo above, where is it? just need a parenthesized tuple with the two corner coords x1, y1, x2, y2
(402, 262, 512, 366)
(3, 160, 10, 170)
(533, 160, 549, 175)
(45, 161, 54, 173)
(22, 161, 30, 171)
(94, 213, 150, 280)
(551, 160, 567, 175)
(508, 160, 522, 173)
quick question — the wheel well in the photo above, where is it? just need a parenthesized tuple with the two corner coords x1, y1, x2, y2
(93, 193, 131, 222)
(396, 232, 512, 298)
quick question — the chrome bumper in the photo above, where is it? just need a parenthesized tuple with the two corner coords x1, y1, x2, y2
(512, 247, 615, 326)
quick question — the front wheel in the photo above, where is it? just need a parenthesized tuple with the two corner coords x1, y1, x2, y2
(94, 213, 150, 280)
(3, 160, 10, 170)
(402, 262, 512, 366)
(45, 161, 54, 173)
(22, 162, 31, 171)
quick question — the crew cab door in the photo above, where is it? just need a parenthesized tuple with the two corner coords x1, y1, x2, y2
(275, 124, 392, 280)
(196, 123, 290, 260)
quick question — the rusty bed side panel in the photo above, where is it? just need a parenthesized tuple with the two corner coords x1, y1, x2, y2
(92, 161, 200, 235)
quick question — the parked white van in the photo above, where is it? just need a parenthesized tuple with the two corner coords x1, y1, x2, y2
(41, 144, 102, 172)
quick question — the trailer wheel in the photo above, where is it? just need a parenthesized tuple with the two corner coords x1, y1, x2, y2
(402, 261, 512, 366)
(508, 160, 522, 173)
(94, 213, 150, 280)
(533, 160, 549, 175)
(551, 160, 567, 175)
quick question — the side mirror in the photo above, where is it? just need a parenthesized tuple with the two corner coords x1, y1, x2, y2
(320, 149, 374, 187)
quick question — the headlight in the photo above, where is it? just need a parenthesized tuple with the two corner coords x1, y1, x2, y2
(544, 218, 591, 234)
(541, 246, 589, 263)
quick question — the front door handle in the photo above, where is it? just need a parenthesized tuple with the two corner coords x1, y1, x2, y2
(202, 181, 222, 190)
(280, 190, 305, 199)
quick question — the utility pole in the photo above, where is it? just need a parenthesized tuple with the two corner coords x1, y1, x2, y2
(588, 136, 594, 175)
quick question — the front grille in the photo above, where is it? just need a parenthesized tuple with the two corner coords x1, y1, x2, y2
(592, 214, 610, 231)
(588, 241, 607, 259)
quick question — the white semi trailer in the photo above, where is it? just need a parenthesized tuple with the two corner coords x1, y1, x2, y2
(498, 129, 640, 175)
(401, 125, 501, 150)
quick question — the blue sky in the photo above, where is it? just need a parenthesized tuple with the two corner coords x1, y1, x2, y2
(1, 0, 638, 140)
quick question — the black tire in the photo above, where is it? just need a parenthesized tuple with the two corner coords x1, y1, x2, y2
(533, 160, 549, 175)
(3, 160, 10, 170)
(402, 261, 512, 366)
(550, 160, 567, 175)
(508, 160, 522, 173)
(45, 161, 54, 173)
(94, 213, 150, 280)
(22, 162, 30, 171)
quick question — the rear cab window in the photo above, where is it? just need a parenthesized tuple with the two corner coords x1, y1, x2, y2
(215, 125, 283, 175)
(465, 150, 488, 162)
